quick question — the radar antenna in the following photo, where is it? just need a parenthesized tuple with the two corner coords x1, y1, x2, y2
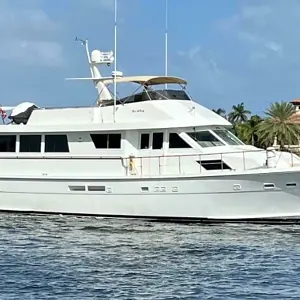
(72, 37, 114, 103)
(75, 37, 92, 72)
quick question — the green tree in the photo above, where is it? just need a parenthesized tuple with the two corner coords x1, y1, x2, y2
(235, 115, 263, 146)
(228, 102, 251, 124)
(212, 108, 226, 118)
(257, 101, 300, 149)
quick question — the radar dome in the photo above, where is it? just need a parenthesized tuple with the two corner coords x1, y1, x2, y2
(91, 50, 102, 63)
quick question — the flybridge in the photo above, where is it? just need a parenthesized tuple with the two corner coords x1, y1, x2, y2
(65, 38, 192, 113)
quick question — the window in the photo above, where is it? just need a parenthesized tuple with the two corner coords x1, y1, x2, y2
(152, 132, 164, 149)
(263, 183, 275, 189)
(69, 186, 86, 191)
(20, 135, 41, 152)
(109, 134, 121, 148)
(45, 135, 69, 152)
(91, 134, 107, 148)
(141, 186, 149, 192)
(140, 133, 150, 149)
(197, 159, 231, 170)
(169, 133, 191, 148)
(0, 135, 16, 152)
(187, 131, 224, 147)
(213, 129, 244, 146)
(87, 186, 105, 191)
(91, 133, 121, 149)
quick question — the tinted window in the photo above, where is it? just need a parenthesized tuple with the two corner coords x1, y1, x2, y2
(213, 129, 244, 145)
(187, 131, 224, 147)
(91, 134, 108, 148)
(169, 133, 191, 148)
(0, 135, 16, 152)
(108, 134, 121, 148)
(91, 134, 121, 149)
(20, 135, 41, 152)
(140, 133, 150, 149)
(196, 159, 231, 170)
(152, 132, 164, 149)
(45, 135, 69, 152)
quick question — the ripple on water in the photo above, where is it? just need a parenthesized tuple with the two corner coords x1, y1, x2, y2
(0, 214, 299, 299)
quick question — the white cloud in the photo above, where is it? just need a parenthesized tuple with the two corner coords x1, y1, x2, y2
(0, 7, 59, 33)
(96, 0, 115, 11)
(176, 46, 201, 60)
(219, 2, 300, 64)
(222, 5, 272, 29)
(0, 40, 64, 67)
(175, 46, 243, 97)
(70, 0, 116, 13)
(0, 1, 64, 67)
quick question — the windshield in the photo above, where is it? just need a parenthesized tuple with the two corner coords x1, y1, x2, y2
(213, 129, 244, 145)
(186, 131, 225, 147)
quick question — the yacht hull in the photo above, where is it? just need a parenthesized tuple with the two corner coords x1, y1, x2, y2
(0, 169, 300, 222)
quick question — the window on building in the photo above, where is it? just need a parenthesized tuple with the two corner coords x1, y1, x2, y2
(0, 135, 16, 152)
(45, 135, 69, 152)
(20, 135, 41, 152)
(140, 133, 150, 149)
(187, 131, 224, 147)
(152, 132, 164, 149)
(169, 133, 191, 148)
(90, 133, 121, 149)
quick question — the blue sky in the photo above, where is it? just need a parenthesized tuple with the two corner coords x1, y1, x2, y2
(0, 0, 299, 116)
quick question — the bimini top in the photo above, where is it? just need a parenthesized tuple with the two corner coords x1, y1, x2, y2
(101, 75, 187, 86)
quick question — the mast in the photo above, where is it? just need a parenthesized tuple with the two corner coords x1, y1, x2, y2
(75, 37, 91, 74)
(73, 37, 114, 103)
(164, 0, 168, 90)
(113, 0, 117, 122)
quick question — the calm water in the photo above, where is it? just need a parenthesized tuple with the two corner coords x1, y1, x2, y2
(0, 214, 299, 299)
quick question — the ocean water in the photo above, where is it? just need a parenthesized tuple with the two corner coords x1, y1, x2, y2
(0, 214, 299, 299)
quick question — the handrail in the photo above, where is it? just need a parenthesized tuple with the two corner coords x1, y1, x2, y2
(125, 148, 267, 160)
(0, 148, 266, 160)
(0, 148, 295, 161)
(0, 148, 297, 177)
(0, 148, 288, 160)
(122, 148, 299, 176)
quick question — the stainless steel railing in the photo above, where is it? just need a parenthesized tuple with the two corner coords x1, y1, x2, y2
(124, 148, 300, 176)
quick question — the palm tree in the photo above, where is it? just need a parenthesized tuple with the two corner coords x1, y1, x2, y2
(212, 108, 226, 118)
(235, 115, 263, 146)
(228, 102, 251, 124)
(257, 101, 300, 149)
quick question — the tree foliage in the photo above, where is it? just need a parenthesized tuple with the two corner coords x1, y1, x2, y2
(257, 102, 300, 148)
(211, 101, 300, 150)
